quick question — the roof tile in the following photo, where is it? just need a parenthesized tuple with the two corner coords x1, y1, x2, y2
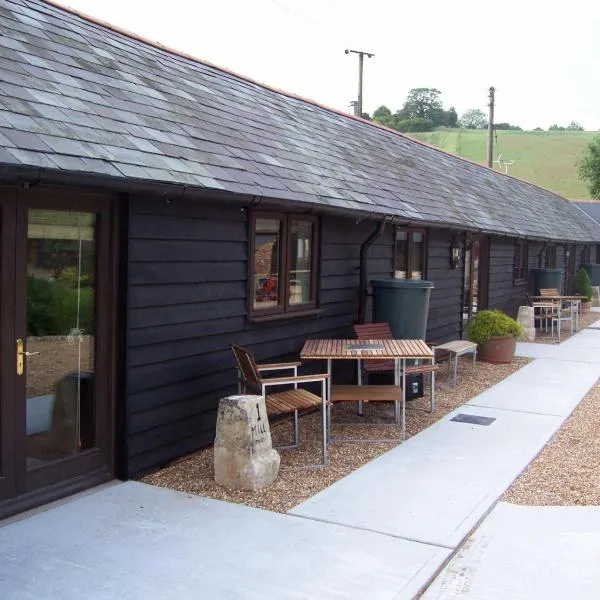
(0, 0, 597, 242)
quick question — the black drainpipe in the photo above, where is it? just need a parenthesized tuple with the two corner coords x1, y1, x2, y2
(358, 220, 386, 323)
(537, 243, 547, 268)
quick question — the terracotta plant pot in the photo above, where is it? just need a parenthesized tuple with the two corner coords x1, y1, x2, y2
(478, 335, 517, 364)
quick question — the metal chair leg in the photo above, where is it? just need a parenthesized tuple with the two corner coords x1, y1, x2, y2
(294, 410, 299, 446)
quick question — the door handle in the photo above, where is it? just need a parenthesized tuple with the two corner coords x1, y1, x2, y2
(16, 338, 24, 375)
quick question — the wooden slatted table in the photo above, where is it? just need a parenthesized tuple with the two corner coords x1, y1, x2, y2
(531, 295, 583, 334)
(300, 339, 434, 439)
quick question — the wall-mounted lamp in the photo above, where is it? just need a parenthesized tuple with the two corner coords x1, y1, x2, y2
(450, 234, 462, 269)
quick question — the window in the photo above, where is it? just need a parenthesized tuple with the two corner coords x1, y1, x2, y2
(596, 244, 600, 265)
(514, 240, 528, 282)
(581, 245, 591, 264)
(249, 212, 318, 318)
(544, 245, 556, 268)
(394, 228, 426, 280)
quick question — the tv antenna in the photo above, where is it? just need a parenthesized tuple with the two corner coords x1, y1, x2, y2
(494, 153, 515, 174)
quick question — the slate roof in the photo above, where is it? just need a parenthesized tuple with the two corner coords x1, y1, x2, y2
(0, 0, 599, 242)
(572, 201, 600, 230)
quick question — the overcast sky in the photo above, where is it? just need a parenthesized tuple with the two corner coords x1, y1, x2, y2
(55, 0, 600, 131)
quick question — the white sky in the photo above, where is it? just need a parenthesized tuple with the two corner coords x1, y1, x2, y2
(55, 0, 600, 131)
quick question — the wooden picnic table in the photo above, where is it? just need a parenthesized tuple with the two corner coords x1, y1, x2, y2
(300, 339, 434, 439)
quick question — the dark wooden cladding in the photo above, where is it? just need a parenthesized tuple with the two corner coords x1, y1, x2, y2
(125, 195, 569, 476)
(125, 197, 393, 475)
(425, 230, 463, 343)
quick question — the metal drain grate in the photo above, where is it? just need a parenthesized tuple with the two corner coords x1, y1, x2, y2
(451, 413, 496, 426)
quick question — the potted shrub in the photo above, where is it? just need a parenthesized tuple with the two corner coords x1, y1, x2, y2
(574, 267, 593, 314)
(468, 309, 524, 364)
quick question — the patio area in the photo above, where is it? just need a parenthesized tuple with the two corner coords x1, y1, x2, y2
(4, 321, 600, 600)
(143, 355, 529, 512)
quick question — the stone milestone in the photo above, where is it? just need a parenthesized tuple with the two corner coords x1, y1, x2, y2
(214, 395, 280, 491)
(517, 305, 535, 342)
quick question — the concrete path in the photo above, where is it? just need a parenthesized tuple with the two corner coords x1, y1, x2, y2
(422, 502, 600, 599)
(2, 324, 599, 599)
(0, 481, 449, 600)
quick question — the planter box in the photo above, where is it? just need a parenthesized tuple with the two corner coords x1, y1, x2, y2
(478, 335, 517, 364)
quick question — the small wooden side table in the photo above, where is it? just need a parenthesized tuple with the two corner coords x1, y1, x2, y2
(434, 340, 478, 385)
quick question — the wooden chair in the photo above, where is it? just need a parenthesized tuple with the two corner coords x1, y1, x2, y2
(230, 344, 329, 466)
(525, 292, 558, 334)
(540, 288, 560, 297)
(352, 322, 439, 412)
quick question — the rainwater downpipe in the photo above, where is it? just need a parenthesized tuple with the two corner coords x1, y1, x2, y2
(358, 219, 386, 323)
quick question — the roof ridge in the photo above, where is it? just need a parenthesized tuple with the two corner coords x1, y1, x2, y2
(45, 0, 568, 202)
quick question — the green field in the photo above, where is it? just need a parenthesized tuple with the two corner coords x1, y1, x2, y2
(410, 129, 599, 199)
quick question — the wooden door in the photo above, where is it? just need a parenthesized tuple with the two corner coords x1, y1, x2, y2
(462, 235, 489, 334)
(0, 186, 116, 516)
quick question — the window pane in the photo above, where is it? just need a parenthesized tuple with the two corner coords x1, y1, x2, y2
(289, 220, 313, 305)
(253, 218, 281, 310)
(394, 231, 408, 279)
(26, 210, 96, 465)
(411, 232, 424, 280)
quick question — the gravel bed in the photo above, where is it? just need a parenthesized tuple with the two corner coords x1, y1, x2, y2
(142, 356, 530, 513)
(504, 379, 600, 506)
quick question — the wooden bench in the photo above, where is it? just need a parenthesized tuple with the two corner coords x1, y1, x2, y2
(329, 384, 404, 441)
(330, 384, 403, 403)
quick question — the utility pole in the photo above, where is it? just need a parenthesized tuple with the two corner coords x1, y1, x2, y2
(487, 86, 495, 168)
(345, 49, 374, 118)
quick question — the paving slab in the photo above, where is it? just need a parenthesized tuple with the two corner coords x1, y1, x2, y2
(422, 502, 600, 599)
(0, 481, 450, 600)
(291, 405, 563, 549)
(467, 358, 600, 416)
(517, 329, 600, 363)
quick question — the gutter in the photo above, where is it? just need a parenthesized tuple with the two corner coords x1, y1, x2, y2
(1, 165, 596, 245)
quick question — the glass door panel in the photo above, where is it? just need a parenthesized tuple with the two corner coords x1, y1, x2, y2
(24, 210, 97, 469)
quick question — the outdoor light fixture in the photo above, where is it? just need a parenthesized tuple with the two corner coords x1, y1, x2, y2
(450, 234, 462, 269)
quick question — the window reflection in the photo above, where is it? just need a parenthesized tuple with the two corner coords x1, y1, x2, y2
(289, 220, 313, 305)
(26, 210, 96, 467)
(253, 218, 281, 309)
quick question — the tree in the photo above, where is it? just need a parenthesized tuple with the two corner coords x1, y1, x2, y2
(461, 109, 487, 129)
(395, 118, 434, 133)
(495, 122, 522, 131)
(549, 124, 566, 131)
(533, 127, 544, 131)
(402, 88, 443, 121)
(567, 121, 584, 131)
(372, 105, 396, 128)
(579, 135, 600, 199)
(445, 107, 458, 128)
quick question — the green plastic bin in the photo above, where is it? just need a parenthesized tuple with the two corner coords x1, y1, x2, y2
(371, 278, 434, 340)
(581, 264, 600, 286)
(531, 268, 563, 295)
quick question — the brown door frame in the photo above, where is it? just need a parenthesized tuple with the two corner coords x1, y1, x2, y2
(0, 185, 117, 516)
(462, 234, 490, 335)
(0, 187, 17, 502)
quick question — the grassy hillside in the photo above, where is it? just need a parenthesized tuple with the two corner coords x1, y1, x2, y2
(410, 129, 598, 199)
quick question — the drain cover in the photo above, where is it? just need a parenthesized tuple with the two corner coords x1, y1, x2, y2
(347, 343, 385, 350)
(451, 413, 496, 426)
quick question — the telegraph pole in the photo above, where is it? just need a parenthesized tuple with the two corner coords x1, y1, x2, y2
(345, 49, 374, 117)
(487, 86, 495, 168)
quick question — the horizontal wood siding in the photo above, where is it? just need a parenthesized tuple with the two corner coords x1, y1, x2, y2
(488, 236, 525, 318)
(425, 230, 462, 343)
(125, 197, 393, 475)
